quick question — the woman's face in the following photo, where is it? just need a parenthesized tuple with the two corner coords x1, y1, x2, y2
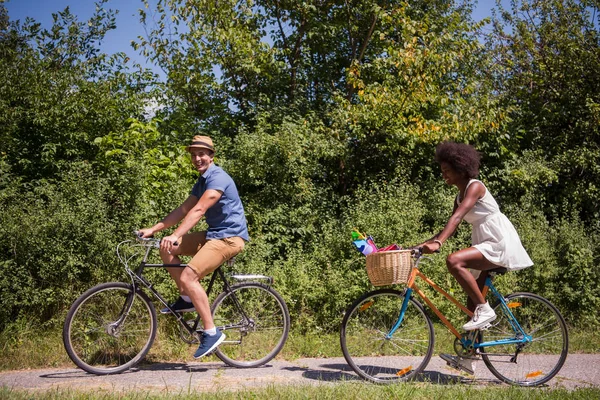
(440, 162, 461, 186)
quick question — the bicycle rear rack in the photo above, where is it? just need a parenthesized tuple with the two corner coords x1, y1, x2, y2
(229, 274, 273, 285)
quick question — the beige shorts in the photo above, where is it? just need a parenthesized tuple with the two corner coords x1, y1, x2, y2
(176, 231, 245, 278)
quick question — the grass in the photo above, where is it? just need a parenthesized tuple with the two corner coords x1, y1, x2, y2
(1, 383, 599, 399)
(1, 319, 598, 399)
(1, 319, 599, 371)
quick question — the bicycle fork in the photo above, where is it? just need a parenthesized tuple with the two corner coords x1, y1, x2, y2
(386, 288, 414, 339)
(107, 288, 140, 337)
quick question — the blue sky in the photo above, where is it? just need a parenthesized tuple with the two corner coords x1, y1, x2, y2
(4, 0, 501, 72)
(4, 0, 150, 66)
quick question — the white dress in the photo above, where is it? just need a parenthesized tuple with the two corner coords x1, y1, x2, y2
(457, 179, 533, 270)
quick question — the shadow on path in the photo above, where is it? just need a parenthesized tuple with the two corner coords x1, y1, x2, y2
(39, 361, 278, 379)
(293, 362, 503, 386)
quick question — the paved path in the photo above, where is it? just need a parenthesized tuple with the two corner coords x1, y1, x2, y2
(1, 354, 598, 393)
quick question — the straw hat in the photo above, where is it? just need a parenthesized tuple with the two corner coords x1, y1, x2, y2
(186, 135, 215, 153)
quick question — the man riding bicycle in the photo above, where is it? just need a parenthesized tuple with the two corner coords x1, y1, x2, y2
(138, 135, 249, 359)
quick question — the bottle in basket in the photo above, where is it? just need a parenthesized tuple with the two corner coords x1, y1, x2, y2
(352, 232, 378, 255)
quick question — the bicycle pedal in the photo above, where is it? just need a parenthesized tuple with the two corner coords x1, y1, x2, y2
(478, 322, 492, 331)
(440, 354, 475, 375)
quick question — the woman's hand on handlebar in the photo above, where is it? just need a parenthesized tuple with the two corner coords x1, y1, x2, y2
(421, 242, 441, 254)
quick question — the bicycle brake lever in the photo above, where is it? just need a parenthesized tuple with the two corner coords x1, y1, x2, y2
(411, 247, 423, 256)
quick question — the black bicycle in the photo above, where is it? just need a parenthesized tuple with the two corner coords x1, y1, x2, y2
(63, 233, 290, 375)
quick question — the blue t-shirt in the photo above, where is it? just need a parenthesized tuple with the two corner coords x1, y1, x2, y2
(190, 164, 249, 241)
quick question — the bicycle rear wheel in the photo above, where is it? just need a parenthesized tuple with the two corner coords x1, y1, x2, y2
(481, 292, 568, 386)
(63, 282, 157, 375)
(340, 289, 434, 383)
(212, 283, 290, 367)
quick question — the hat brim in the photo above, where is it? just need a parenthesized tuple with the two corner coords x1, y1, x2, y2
(186, 144, 214, 153)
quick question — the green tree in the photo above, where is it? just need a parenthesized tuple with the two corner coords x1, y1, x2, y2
(485, 0, 600, 223)
(0, 1, 155, 182)
(0, 1, 161, 327)
(137, 0, 506, 198)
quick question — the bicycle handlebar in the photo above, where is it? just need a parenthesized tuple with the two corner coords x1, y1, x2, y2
(133, 230, 179, 247)
(409, 247, 440, 259)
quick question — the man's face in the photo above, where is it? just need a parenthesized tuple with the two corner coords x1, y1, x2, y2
(189, 148, 214, 174)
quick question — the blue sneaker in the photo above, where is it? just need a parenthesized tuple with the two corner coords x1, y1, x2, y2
(193, 330, 226, 359)
(160, 297, 195, 314)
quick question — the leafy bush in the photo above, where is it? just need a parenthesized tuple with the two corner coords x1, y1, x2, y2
(0, 163, 121, 326)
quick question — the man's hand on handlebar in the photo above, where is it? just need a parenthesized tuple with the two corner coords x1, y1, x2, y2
(136, 228, 154, 238)
(160, 234, 180, 254)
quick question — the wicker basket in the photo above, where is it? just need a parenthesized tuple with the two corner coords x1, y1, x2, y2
(366, 250, 414, 286)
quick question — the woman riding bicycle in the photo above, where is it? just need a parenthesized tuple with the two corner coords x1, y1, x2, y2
(416, 141, 533, 331)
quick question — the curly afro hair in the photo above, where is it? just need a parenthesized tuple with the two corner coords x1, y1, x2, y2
(434, 141, 481, 179)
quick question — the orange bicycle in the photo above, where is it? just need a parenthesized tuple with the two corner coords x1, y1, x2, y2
(340, 248, 568, 386)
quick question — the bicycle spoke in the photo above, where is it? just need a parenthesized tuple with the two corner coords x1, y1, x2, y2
(340, 289, 434, 383)
(212, 283, 289, 367)
(63, 283, 157, 375)
(481, 293, 568, 386)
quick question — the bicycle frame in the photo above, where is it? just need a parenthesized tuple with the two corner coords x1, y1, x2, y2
(389, 255, 532, 351)
(116, 239, 272, 339)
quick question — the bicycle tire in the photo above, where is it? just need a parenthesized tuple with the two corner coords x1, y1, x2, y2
(63, 282, 157, 375)
(211, 282, 290, 367)
(340, 289, 434, 383)
(480, 292, 568, 386)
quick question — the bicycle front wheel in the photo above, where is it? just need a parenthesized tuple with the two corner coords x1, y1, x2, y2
(481, 292, 568, 386)
(63, 282, 157, 375)
(340, 289, 434, 383)
(212, 283, 290, 367)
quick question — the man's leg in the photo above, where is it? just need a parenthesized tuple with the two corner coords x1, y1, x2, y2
(185, 237, 245, 358)
(184, 237, 245, 330)
(159, 231, 207, 297)
(159, 250, 185, 293)
(179, 267, 215, 329)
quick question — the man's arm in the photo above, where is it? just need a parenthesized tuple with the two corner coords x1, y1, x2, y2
(139, 195, 198, 237)
(172, 189, 222, 239)
(160, 189, 223, 251)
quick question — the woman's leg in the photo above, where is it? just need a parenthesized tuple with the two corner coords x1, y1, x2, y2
(446, 247, 498, 306)
(466, 272, 489, 312)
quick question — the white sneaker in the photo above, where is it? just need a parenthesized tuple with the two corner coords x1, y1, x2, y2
(440, 353, 476, 375)
(462, 302, 496, 331)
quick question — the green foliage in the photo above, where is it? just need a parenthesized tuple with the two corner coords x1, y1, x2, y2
(0, 163, 122, 324)
(487, 0, 600, 222)
(0, 0, 156, 181)
(499, 205, 600, 327)
(136, 0, 509, 197)
(0, 2, 163, 328)
(1, 0, 599, 336)
(94, 118, 194, 224)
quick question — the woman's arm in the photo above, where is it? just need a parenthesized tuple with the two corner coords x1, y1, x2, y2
(412, 199, 458, 248)
(421, 182, 486, 253)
